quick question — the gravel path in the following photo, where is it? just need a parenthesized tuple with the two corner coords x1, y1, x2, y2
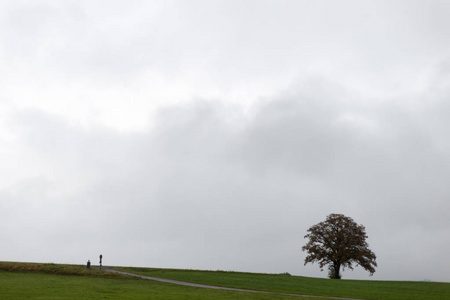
(102, 268, 366, 300)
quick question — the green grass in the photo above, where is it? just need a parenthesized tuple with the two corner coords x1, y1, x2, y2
(1, 262, 449, 300)
(115, 266, 450, 300)
(0, 261, 128, 278)
(0, 262, 318, 300)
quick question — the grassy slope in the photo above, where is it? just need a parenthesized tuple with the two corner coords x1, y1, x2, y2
(116, 267, 450, 300)
(0, 262, 316, 300)
(1, 262, 449, 300)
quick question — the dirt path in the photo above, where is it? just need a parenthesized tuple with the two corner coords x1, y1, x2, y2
(103, 268, 366, 300)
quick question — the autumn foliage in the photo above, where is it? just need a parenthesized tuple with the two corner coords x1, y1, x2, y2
(302, 213, 377, 279)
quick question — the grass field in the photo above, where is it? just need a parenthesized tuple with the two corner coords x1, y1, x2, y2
(116, 267, 450, 300)
(0, 262, 325, 300)
(1, 262, 449, 300)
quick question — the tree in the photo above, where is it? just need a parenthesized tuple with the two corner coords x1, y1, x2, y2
(302, 213, 377, 279)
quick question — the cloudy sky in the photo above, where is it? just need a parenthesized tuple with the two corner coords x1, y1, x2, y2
(1, 0, 450, 282)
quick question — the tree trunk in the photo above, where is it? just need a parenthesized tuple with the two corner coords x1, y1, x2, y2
(333, 262, 341, 279)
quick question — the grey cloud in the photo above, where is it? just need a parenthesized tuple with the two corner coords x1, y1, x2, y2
(2, 0, 450, 282)
(5, 74, 450, 281)
(4, 1, 450, 88)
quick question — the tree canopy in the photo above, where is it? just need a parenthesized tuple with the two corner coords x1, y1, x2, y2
(302, 213, 377, 279)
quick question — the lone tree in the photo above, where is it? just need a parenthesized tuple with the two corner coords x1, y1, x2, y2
(302, 213, 377, 279)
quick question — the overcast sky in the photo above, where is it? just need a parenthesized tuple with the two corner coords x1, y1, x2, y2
(1, 0, 450, 282)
